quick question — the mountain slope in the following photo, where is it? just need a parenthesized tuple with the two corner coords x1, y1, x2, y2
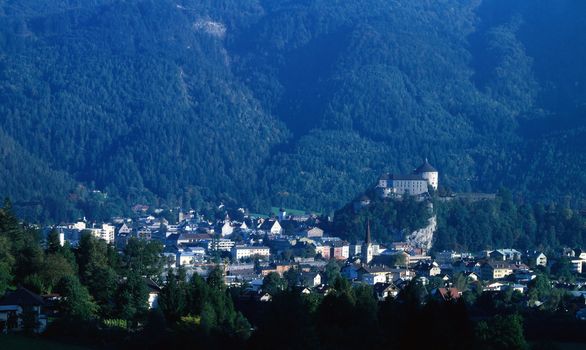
(0, 0, 584, 220)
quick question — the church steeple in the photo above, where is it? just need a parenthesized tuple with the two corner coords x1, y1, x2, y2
(362, 220, 373, 264)
(365, 220, 371, 245)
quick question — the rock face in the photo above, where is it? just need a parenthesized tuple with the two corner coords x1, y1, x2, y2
(406, 215, 437, 251)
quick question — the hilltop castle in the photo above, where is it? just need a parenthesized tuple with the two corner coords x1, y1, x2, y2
(376, 159, 438, 198)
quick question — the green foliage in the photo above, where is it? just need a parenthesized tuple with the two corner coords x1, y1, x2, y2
(261, 272, 287, 295)
(122, 238, 164, 279)
(475, 314, 529, 350)
(433, 192, 586, 252)
(333, 194, 431, 243)
(159, 267, 251, 340)
(56, 275, 98, 322)
(324, 260, 342, 285)
(115, 271, 149, 325)
(0, 1, 584, 221)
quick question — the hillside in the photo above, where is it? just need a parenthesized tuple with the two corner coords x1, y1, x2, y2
(0, 0, 585, 221)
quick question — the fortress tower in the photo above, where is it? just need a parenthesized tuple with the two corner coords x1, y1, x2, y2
(413, 158, 438, 191)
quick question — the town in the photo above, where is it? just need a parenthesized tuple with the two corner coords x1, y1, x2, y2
(3, 160, 586, 346)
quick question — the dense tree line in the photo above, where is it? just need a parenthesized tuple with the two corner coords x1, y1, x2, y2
(0, 0, 584, 222)
(433, 190, 586, 253)
(331, 192, 432, 243)
(0, 199, 164, 338)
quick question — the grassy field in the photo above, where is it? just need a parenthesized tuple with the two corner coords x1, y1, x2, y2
(0, 335, 89, 350)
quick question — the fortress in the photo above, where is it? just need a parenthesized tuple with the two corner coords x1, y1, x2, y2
(376, 159, 438, 198)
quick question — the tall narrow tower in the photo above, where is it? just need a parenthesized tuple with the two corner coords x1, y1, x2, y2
(362, 221, 374, 264)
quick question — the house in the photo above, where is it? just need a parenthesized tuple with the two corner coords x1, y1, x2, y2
(300, 227, 324, 238)
(315, 244, 331, 259)
(484, 282, 506, 291)
(300, 272, 322, 287)
(373, 282, 399, 301)
(144, 278, 161, 309)
(358, 266, 391, 284)
(489, 249, 522, 262)
(0, 287, 47, 334)
(329, 241, 350, 260)
(435, 251, 461, 265)
(415, 261, 441, 277)
(221, 221, 234, 237)
(258, 219, 283, 235)
(117, 223, 132, 235)
(363, 273, 387, 285)
(481, 262, 514, 280)
(136, 226, 152, 240)
(465, 272, 479, 281)
(526, 251, 547, 267)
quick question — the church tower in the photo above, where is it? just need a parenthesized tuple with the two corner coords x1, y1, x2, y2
(362, 221, 374, 264)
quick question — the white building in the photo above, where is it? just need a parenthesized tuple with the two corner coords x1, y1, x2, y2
(86, 224, 115, 244)
(231, 245, 270, 260)
(363, 273, 388, 285)
(376, 159, 438, 197)
(205, 238, 235, 252)
(257, 219, 283, 235)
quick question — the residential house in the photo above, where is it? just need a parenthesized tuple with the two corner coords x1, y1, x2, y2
(415, 261, 441, 277)
(258, 219, 283, 235)
(330, 241, 350, 260)
(144, 278, 161, 309)
(526, 251, 547, 267)
(481, 262, 514, 280)
(315, 244, 331, 259)
(373, 282, 399, 301)
(490, 249, 522, 262)
(358, 266, 391, 284)
(0, 287, 47, 334)
(299, 227, 324, 238)
(301, 272, 322, 287)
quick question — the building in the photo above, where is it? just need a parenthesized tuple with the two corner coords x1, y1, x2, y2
(257, 219, 283, 235)
(86, 224, 115, 244)
(231, 245, 271, 260)
(330, 241, 350, 260)
(362, 221, 374, 264)
(0, 287, 47, 333)
(489, 249, 522, 262)
(300, 272, 322, 287)
(571, 259, 586, 274)
(299, 227, 324, 238)
(373, 282, 399, 301)
(481, 262, 514, 280)
(376, 159, 438, 197)
(527, 252, 547, 267)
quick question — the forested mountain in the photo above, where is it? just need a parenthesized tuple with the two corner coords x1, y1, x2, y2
(0, 0, 585, 221)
